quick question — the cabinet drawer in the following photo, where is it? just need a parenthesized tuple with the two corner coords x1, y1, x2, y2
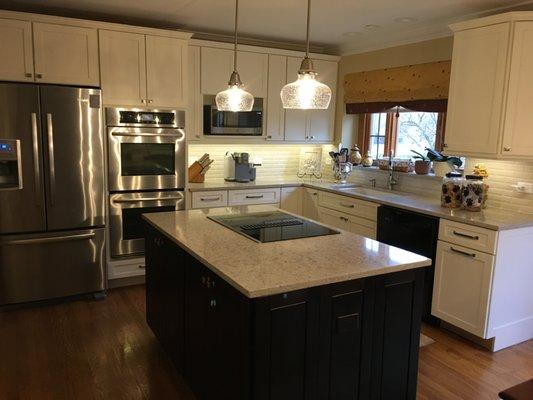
(439, 219, 497, 254)
(228, 188, 281, 206)
(432, 240, 495, 338)
(191, 191, 228, 209)
(318, 191, 378, 221)
(317, 206, 377, 239)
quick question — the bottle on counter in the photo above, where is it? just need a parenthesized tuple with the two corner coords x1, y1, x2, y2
(462, 175, 486, 212)
(441, 172, 463, 209)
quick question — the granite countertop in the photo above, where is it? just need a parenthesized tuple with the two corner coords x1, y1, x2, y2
(187, 179, 533, 231)
(144, 205, 431, 298)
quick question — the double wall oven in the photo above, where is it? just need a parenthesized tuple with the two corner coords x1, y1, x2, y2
(107, 108, 185, 258)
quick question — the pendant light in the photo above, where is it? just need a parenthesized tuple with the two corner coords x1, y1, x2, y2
(215, 0, 254, 112)
(280, 0, 332, 110)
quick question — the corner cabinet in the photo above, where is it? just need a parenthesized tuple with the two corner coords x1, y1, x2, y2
(100, 30, 188, 108)
(145, 223, 425, 400)
(445, 13, 533, 159)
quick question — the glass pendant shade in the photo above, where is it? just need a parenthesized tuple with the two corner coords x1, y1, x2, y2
(215, 72, 254, 112)
(281, 71, 332, 109)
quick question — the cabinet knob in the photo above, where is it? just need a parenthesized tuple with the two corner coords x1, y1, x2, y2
(148, 99, 153, 104)
(141, 99, 146, 104)
(25, 73, 33, 78)
(35, 73, 43, 79)
(195, 134, 200, 138)
(210, 299, 217, 307)
(503, 147, 511, 152)
(310, 136, 315, 140)
(267, 135, 272, 139)
(442, 143, 448, 148)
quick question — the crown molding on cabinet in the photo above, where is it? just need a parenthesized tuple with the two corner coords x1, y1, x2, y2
(0, 9, 192, 39)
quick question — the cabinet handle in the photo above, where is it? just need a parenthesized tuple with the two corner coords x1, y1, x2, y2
(210, 299, 217, 307)
(310, 136, 315, 140)
(450, 247, 476, 258)
(25, 72, 33, 78)
(148, 99, 153, 104)
(138, 265, 146, 269)
(340, 202, 355, 208)
(339, 216, 349, 222)
(201, 276, 207, 286)
(503, 147, 511, 152)
(312, 192, 318, 196)
(267, 135, 272, 139)
(200, 196, 221, 202)
(35, 73, 43, 79)
(442, 143, 448, 148)
(245, 195, 264, 199)
(141, 99, 147, 104)
(452, 230, 479, 240)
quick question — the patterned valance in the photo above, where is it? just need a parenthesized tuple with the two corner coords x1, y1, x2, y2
(344, 60, 451, 110)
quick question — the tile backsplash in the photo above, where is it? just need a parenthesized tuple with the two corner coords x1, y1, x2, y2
(346, 159, 533, 215)
(188, 143, 334, 181)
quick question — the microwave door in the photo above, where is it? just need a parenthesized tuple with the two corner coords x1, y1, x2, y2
(0, 83, 46, 235)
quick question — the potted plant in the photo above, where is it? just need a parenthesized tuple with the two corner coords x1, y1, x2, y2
(425, 148, 463, 176)
(411, 150, 432, 175)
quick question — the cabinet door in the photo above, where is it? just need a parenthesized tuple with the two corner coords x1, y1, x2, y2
(201, 47, 234, 95)
(502, 22, 533, 157)
(144, 225, 185, 372)
(0, 18, 34, 82)
(444, 23, 510, 156)
(280, 187, 302, 215)
(307, 59, 337, 143)
(371, 269, 424, 400)
(188, 45, 202, 141)
(146, 36, 188, 108)
(99, 30, 147, 106)
(284, 56, 309, 142)
(237, 51, 269, 98)
(318, 206, 350, 231)
(33, 22, 99, 86)
(318, 280, 373, 400)
(346, 215, 376, 239)
(266, 55, 287, 141)
(253, 288, 320, 400)
(302, 188, 320, 221)
(431, 241, 494, 338)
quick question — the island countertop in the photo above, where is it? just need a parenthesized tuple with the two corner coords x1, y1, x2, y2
(143, 205, 431, 298)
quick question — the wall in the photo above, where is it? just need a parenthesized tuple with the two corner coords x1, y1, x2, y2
(188, 143, 334, 181)
(334, 37, 454, 147)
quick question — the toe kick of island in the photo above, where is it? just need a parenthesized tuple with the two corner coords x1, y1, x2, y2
(144, 223, 425, 400)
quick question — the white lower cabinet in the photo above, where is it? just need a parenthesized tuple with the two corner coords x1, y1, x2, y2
(280, 187, 302, 215)
(191, 191, 228, 209)
(432, 240, 495, 338)
(228, 188, 280, 206)
(317, 206, 376, 239)
(302, 188, 320, 221)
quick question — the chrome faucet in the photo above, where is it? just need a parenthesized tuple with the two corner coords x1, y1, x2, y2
(387, 153, 398, 190)
(369, 178, 377, 188)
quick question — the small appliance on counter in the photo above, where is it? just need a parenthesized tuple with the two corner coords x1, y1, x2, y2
(224, 152, 261, 182)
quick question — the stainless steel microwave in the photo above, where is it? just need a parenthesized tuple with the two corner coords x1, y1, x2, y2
(203, 96, 263, 136)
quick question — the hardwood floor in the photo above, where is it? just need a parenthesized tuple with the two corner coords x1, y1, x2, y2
(0, 285, 531, 400)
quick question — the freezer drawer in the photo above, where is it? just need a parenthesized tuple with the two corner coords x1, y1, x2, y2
(0, 228, 105, 305)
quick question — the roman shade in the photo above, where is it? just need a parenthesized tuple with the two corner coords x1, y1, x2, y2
(344, 60, 451, 114)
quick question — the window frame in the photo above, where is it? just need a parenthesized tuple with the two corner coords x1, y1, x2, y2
(359, 112, 446, 159)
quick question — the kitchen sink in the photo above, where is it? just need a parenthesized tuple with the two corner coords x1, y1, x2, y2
(336, 187, 404, 198)
(325, 183, 359, 190)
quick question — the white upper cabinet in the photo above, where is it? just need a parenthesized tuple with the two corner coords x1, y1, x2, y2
(502, 21, 533, 157)
(266, 55, 287, 141)
(200, 47, 268, 97)
(33, 22, 99, 86)
(284, 57, 309, 142)
(146, 36, 188, 108)
(307, 59, 338, 142)
(445, 23, 510, 156)
(188, 45, 202, 140)
(0, 18, 34, 82)
(100, 31, 188, 108)
(446, 13, 533, 159)
(99, 30, 147, 106)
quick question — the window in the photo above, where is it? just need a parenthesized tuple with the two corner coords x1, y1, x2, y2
(360, 111, 446, 161)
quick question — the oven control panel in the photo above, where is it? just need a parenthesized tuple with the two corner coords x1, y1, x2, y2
(119, 111, 175, 125)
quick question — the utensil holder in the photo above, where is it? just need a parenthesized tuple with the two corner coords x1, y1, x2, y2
(188, 161, 205, 183)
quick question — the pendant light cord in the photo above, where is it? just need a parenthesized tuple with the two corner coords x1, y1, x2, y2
(305, 0, 311, 58)
(233, 0, 239, 72)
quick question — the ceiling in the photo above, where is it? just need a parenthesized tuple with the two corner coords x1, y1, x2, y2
(1, 0, 533, 54)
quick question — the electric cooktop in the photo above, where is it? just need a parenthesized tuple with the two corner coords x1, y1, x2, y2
(208, 211, 340, 243)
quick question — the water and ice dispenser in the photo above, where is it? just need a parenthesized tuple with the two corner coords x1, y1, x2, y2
(0, 139, 22, 190)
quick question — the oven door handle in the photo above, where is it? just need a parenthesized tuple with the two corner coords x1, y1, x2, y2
(111, 131, 183, 138)
(113, 196, 183, 203)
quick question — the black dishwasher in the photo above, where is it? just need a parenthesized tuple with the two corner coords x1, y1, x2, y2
(377, 205, 440, 324)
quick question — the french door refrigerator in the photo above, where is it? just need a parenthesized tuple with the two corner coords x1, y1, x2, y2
(0, 83, 106, 306)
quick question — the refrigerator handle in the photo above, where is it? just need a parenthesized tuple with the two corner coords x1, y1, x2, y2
(31, 113, 41, 206)
(1, 232, 96, 246)
(46, 113, 56, 206)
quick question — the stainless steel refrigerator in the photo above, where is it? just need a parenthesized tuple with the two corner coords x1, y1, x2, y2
(0, 83, 106, 306)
